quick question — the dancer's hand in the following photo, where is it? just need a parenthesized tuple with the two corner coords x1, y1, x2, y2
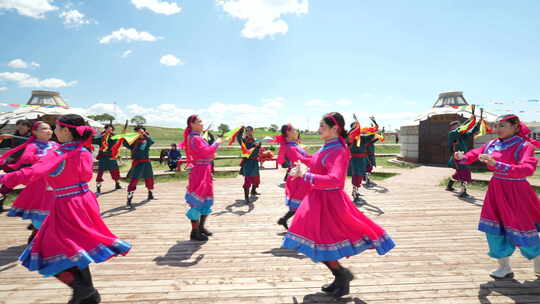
(479, 154, 496, 166)
(290, 161, 305, 179)
(454, 151, 464, 160)
(215, 137, 223, 145)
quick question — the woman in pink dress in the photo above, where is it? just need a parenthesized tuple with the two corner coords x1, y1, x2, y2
(455, 114, 540, 279)
(4, 121, 58, 243)
(276, 124, 311, 230)
(0, 114, 131, 304)
(283, 112, 395, 298)
(181, 115, 222, 241)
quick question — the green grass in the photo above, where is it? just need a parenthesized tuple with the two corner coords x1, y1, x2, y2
(369, 172, 400, 180)
(378, 156, 421, 169)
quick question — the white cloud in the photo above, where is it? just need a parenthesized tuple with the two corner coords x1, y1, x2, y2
(0, 0, 57, 18)
(131, 0, 182, 15)
(121, 50, 133, 58)
(160, 54, 184, 66)
(216, 0, 308, 39)
(59, 9, 91, 26)
(0, 72, 77, 88)
(0, 87, 7, 92)
(262, 97, 285, 109)
(7, 59, 40, 69)
(7, 59, 28, 69)
(99, 28, 162, 44)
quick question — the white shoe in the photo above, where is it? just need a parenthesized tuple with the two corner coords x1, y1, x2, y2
(534, 256, 540, 276)
(490, 257, 514, 279)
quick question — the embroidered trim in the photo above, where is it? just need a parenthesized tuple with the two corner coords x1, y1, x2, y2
(492, 176, 526, 181)
(479, 218, 540, 247)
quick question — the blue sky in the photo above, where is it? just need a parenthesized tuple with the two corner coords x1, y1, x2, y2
(0, 0, 539, 130)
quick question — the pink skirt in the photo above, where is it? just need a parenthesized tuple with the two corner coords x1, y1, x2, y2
(185, 163, 214, 209)
(282, 189, 395, 261)
(20, 190, 131, 276)
(478, 176, 540, 246)
(7, 178, 55, 227)
(284, 175, 311, 211)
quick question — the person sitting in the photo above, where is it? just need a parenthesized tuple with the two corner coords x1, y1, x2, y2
(167, 143, 182, 171)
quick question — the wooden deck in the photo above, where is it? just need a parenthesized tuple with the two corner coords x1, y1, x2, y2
(1, 166, 540, 303)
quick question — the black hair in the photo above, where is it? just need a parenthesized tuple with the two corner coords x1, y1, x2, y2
(57, 114, 93, 141)
(134, 125, 146, 132)
(246, 126, 254, 131)
(104, 124, 115, 130)
(280, 124, 290, 137)
(322, 112, 347, 138)
(497, 114, 520, 126)
(16, 119, 32, 128)
(171, 143, 177, 147)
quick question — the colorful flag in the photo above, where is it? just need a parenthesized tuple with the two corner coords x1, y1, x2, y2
(223, 126, 243, 146)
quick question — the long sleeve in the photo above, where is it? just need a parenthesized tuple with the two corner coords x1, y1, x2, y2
(236, 128, 245, 146)
(8, 144, 37, 170)
(447, 130, 459, 152)
(79, 151, 94, 182)
(0, 151, 65, 188)
(0, 138, 12, 149)
(303, 150, 347, 189)
(492, 144, 538, 178)
(92, 135, 102, 146)
(191, 136, 219, 159)
(460, 145, 485, 165)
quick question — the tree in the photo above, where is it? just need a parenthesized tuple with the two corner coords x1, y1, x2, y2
(218, 123, 230, 136)
(88, 113, 115, 123)
(269, 124, 279, 132)
(130, 115, 146, 125)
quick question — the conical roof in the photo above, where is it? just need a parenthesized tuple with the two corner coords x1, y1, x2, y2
(26, 90, 67, 107)
(433, 91, 468, 108)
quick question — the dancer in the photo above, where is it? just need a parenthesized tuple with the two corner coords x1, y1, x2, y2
(237, 126, 262, 203)
(0, 119, 32, 212)
(455, 114, 540, 279)
(3, 122, 57, 243)
(365, 129, 382, 188)
(447, 113, 480, 198)
(92, 124, 121, 194)
(0, 114, 131, 304)
(276, 124, 311, 230)
(283, 112, 395, 298)
(347, 118, 377, 202)
(124, 125, 155, 208)
(181, 115, 221, 241)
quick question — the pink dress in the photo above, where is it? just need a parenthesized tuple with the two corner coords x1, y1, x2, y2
(283, 142, 311, 211)
(282, 138, 395, 262)
(0, 141, 131, 276)
(461, 135, 540, 246)
(7, 140, 58, 227)
(185, 132, 219, 210)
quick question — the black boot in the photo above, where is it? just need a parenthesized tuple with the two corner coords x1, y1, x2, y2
(0, 194, 6, 213)
(63, 268, 100, 304)
(277, 211, 295, 230)
(458, 185, 471, 199)
(126, 192, 134, 209)
(199, 215, 213, 236)
(96, 183, 102, 194)
(321, 269, 338, 293)
(244, 187, 250, 203)
(250, 186, 260, 196)
(147, 191, 154, 200)
(115, 181, 122, 190)
(446, 179, 455, 191)
(190, 221, 208, 241)
(330, 267, 354, 298)
(27, 229, 38, 244)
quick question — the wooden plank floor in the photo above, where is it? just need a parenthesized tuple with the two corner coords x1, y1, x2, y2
(1, 165, 539, 304)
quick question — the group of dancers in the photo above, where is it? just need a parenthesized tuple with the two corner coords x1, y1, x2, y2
(0, 110, 538, 303)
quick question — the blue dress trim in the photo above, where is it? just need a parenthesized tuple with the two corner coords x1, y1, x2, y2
(479, 217, 540, 247)
(282, 232, 395, 262)
(7, 207, 48, 222)
(19, 239, 131, 277)
(185, 192, 214, 209)
(285, 197, 302, 211)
